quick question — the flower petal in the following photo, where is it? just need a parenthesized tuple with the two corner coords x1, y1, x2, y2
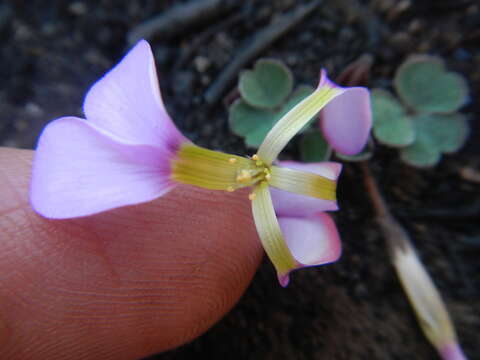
(439, 343, 467, 360)
(277, 213, 341, 286)
(270, 161, 342, 217)
(171, 144, 253, 191)
(392, 241, 463, 359)
(251, 182, 297, 285)
(84, 40, 186, 147)
(257, 69, 344, 165)
(31, 117, 178, 218)
(320, 85, 372, 155)
(269, 165, 336, 201)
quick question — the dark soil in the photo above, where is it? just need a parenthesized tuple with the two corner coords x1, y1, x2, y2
(1, 0, 479, 359)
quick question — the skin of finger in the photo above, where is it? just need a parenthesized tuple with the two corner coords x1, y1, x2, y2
(0, 148, 263, 360)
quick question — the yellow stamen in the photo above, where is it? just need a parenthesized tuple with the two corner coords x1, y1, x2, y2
(252, 154, 259, 161)
(226, 186, 235, 192)
(236, 169, 253, 183)
(248, 193, 256, 201)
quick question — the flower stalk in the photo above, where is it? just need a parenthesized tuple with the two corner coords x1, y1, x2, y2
(360, 162, 467, 360)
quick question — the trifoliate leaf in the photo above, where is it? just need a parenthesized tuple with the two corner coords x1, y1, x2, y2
(400, 113, 469, 167)
(229, 86, 314, 149)
(239, 59, 293, 109)
(229, 99, 276, 148)
(371, 89, 415, 147)
(400, 132, 441, 167)
(300, 130, 331, 162)
(394, 55, 468, 114)
(415, 113, 469, 153)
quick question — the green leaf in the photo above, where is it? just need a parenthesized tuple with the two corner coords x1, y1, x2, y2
(371, 89, 415, 147)
(400, 133, 441, 167)
(427, 113, 469, 153)
(414, 113, 469, 153)
(239, 59, 293, 109)
(394, 55, 468, 114)
(229, 99, 276, 148)
(229, 86, 315, 149)
(300, 131, 331, 162)
(400, 113, 469, 167)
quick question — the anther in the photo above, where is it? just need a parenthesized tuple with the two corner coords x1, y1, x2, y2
(252, 154, 259, 161)
(228, 158, 237, 164)
(236, 169, 252, 183)
(248, 193, 256, 201)
(226, 186, 235, 192)
(265, 173, 271, 181)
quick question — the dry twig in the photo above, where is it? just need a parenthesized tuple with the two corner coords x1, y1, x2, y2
(204, 0, 321, 104)
(128, 0, 238, 45)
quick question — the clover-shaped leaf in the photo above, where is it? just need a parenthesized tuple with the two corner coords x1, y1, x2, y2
(394, 55, 468, 114)
(371, 89, 415, 147)
(400, 113, 469, 167)
(229, 99, 276, 148)
(229, 86, 314, 148)
(300, 130, 331, 162)
(239, 59, 293, 109)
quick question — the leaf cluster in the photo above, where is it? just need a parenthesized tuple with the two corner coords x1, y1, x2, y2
(371, 55, 469, 167)
(229, 59, 314, 148)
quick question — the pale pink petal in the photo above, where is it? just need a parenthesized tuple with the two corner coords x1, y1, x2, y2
(84, 40, 186, 147)
(440, 343, 467, 360)
(31, 117, 179, 219)
(277, 213, 341, 287)
(319, 72, 372, 155)
(439, 343, 467, 360)
(271, 161, 342, 217)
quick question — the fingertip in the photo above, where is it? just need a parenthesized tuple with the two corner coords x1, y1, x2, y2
(0, 148, 263, 359)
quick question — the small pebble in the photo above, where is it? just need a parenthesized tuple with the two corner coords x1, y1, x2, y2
(68, 2, 88, 16)
(194, 56, 210, 73)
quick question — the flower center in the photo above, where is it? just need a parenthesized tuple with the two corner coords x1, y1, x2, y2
(228, 154, 271, 192)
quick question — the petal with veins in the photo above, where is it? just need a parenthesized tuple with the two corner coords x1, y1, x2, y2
(31, 117, 179, 218)
(320, 86, 372, 155)
(271, 161, 342, 217)
(277, 213, 341, 287)
(257, 69, 343, 165)
(251, 182, 297, 285)
(84, 40, 186, 147)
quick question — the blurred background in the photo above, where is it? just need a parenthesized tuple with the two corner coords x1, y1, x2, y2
(0, 0, 478, 359)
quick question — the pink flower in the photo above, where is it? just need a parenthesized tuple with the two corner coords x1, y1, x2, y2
(320, 79, 372, 155)
(270, 161, 342, 286)
(30, 40, 371, 286)
(31, 40, 188, 218)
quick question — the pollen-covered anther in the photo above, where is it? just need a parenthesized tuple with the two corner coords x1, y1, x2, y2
(248, 193, 256, 201)
(252, 154, 259, 161)
(236, 169, 253, 183)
